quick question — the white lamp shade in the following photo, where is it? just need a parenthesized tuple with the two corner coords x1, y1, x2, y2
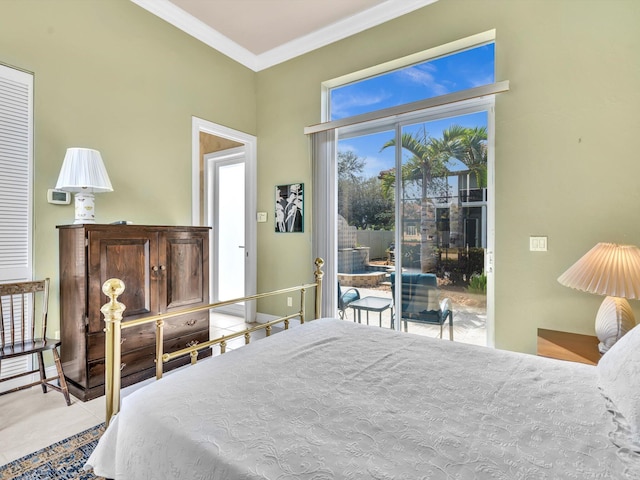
(55, 148, 113, 193)
(557, 243, 640, 300)
(558, 242, 640, 353)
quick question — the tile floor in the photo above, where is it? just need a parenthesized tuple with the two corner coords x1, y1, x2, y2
(0, 312, 260, 466)
(0, 303, 485, 466)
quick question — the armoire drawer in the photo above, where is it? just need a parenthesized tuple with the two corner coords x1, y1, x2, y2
(87, 311, 210, 361)
(87, 329, 210, 388)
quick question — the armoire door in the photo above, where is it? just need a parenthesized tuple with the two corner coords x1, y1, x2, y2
(162, 229, 209, 313)
(87, 228, 159, 333)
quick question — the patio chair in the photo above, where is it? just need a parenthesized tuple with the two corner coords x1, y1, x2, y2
(338, 282, 360, 320)
(0, 278, 71, 405)
(390, 272, 453, 340)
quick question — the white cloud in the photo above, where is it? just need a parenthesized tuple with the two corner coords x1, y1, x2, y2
(399, 64, 449, 96)
(469, 73, 494, 88)
(331, 91, 391, 118)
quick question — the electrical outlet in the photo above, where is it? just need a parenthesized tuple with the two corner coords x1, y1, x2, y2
(287, 296, 293, 307)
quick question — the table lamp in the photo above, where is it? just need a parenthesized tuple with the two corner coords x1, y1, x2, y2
(55, 148, 113, 224)
(557, 242, 640, 353)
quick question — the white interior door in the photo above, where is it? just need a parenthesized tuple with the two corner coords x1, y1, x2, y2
(206, 148, 246, 316)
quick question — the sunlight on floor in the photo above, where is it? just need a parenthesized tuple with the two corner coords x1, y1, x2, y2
(342, 286, 487, 347)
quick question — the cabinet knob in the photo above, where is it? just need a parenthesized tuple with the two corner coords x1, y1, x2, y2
(159, 265, 166, 271)
(186, 319, 197, 327)
(151, 266, 159, 272)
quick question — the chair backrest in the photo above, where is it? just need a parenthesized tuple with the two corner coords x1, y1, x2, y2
(0, 278, 49, 349)
(338, 281, 360, 311)
(390, 273, 440, 321)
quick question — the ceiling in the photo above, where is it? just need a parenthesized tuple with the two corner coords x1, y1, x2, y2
(130, 0, 437, 71)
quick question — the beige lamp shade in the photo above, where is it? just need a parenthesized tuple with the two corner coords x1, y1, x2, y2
(558, 243, 640, 353)
(557, 243, 640, 298)
(55, 148, 113, 224)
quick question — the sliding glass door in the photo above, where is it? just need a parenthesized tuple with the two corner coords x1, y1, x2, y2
(337, 100, 492, 346)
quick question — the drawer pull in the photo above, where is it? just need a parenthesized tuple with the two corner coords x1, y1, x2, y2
(120, 337, 126, 344)
(186, 340, 199, 348)
(186, 319, 197, 327)
(120, 362, 126, 371)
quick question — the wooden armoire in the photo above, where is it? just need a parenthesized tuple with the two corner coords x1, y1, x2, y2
(58, 224, 210, 401)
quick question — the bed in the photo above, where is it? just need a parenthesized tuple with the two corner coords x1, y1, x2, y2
(86, 315, 640, 479)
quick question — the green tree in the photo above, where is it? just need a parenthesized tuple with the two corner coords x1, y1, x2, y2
(337, 150, 365, 181)
(444, 125, 488, 187)
(380, 125, 487, 272)
(380, 130, 450, 272)
(338, 151, 393, 230)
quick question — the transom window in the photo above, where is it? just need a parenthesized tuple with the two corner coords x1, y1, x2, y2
(329, 42, 495, 121)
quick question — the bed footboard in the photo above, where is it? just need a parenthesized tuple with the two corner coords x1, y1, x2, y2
(101, 258, 324, 426)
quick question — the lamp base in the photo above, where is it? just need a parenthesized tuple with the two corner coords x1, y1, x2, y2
(595, 296, 636, 354)
(73, 192, 96, 224)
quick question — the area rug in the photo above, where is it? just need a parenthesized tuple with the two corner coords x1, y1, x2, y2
(0, 424, 105, 480)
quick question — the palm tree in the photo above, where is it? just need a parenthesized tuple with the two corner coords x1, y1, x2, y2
(380, 130, 451, 272)
(380, 125, 487, 273)
(452, 125, 488, 188)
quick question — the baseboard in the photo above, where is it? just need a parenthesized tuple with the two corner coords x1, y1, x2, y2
(255, 312, 279, 324)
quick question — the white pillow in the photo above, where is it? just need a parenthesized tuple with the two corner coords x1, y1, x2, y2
(598, 322, 640, 450)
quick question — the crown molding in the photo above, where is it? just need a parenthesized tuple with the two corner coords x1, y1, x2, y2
(130, 0, 437, 72)
(130, 0, 259, 70)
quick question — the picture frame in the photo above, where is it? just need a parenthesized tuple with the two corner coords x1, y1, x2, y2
(275, 183, 303, 233)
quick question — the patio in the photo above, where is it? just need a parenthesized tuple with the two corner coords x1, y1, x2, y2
(340, 285, 487, 347)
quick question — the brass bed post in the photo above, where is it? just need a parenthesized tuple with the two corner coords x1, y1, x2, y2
(314, 257, 324, 319)
(155, 319, 164, 380)
(101, 279, 126, 427)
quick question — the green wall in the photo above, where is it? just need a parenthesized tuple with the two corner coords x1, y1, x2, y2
(256, 0, 640, 353)
(0, 0, 256, 334)
(2, 0, 640, 354)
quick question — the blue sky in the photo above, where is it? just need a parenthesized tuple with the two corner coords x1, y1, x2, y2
(334, 44, 494, 179)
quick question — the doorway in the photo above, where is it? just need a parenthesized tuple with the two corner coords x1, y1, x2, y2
(206, 148, 246, 316)
(192, 117, 257, 321)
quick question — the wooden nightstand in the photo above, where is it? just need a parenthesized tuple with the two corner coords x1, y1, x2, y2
(537, 328, 602, 365)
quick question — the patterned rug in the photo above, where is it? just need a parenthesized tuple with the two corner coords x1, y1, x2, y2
(0, 424, 105, 480)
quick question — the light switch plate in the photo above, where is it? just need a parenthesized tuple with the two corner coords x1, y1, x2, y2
(530, 236, 548, 252)
(257, 212, 267, 223)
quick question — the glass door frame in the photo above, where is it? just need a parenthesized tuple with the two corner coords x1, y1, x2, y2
(336, 96, 495, 345)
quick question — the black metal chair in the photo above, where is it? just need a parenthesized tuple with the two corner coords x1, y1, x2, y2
(390, 272, 453, 340)
(0, 278, 71, 405)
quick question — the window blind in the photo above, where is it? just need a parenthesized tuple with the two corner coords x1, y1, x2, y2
(0, 64, 34, 382)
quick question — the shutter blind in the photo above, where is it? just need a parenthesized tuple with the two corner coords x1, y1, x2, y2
(0, 64, 34, 382)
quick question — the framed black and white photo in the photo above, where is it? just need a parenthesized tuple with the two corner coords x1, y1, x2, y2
(275, 183, 303, 233)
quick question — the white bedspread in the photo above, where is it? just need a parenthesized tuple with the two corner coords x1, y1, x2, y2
(86, 318, 638, 479)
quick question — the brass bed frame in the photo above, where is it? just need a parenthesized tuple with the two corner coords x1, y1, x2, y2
(100, 258, 324, 426)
